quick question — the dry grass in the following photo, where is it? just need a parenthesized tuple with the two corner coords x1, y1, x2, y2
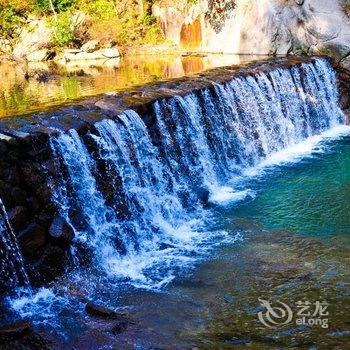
(342, 0, 350, 18)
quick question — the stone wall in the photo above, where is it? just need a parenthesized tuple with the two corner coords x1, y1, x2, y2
(0, 129, 73, 286)
(153, 0, 350, 69)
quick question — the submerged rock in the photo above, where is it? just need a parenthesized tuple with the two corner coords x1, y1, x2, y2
(0, 321, 52, 349)
(48, 215, 74, 243)
(85, 303, 129, 319)
(111, 318, 129, 334)
(0, 321, 32, 341)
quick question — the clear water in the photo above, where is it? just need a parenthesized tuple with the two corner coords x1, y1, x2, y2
(113, 132, 350, 349)
(0, 54, 263, 118)
(231, 134, 350, 236)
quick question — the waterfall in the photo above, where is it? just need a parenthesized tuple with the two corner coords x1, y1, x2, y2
(0, 198, 30, 290)
(49, 58, 345, 283)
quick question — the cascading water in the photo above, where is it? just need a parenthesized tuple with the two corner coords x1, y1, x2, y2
(48, 58, 345, 287)
(0, 198, 29, 290)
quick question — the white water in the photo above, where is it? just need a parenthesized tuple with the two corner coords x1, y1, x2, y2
(0, 198, 30, 289)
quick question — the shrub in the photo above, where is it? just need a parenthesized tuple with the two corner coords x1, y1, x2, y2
(0, 1, 32, 39)
(50, 11, 75, 47)
(34, 0, 76, 14)
(77, 0, 115, 20)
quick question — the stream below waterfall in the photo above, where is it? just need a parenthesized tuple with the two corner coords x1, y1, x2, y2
(0, 57, 349, 349)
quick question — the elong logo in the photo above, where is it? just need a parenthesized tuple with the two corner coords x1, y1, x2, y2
(257, 298, 329, 329)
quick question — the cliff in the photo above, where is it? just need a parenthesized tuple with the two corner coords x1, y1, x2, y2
(153, 0, 350, 68)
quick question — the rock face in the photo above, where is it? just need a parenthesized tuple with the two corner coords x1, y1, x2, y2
(13, 20, 54, 60)
(153, 0, 350, 68)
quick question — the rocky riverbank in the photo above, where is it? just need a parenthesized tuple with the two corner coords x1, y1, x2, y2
(2, 1, 350, 71)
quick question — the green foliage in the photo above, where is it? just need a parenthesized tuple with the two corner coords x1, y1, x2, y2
(293, 46, 308, 56)
(0, 1, 31, 39)
(0, 5, 21, 39)
(50, 11, 74, 47)
(86, 0, 164, 47)
(77, 0, 115, 20)
(0, 0, 165, 50)
(142, 13, 155, 26)
(34, 0, 76, 14)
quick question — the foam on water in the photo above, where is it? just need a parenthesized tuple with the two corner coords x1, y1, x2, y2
(209, 187, 255, 205)
(7, 287, 70, 323)
(243, 124, 350, 177)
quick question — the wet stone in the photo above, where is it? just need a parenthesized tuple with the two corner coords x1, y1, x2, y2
(8, 205, 29, 231)
(17, 222, 46, 259)
(85, 303, 129, 319)
(11, 187, 27, 205)
(0, 321, 32, 341)
(111, 318, 129, 334)
(0, 141, 7, 155)
(48, 215, 74, 243)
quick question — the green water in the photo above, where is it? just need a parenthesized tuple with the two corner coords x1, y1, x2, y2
(232, 135, 350, 236)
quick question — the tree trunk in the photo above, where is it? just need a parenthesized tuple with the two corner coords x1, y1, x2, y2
(48, 0, 58, 23)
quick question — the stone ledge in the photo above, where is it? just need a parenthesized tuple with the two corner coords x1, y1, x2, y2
(0, 55, 331, 141)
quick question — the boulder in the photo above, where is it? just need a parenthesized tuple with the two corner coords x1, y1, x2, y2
(26, 49, 51, 62)
(63, 47, 120, 62)
(0, 321, 32, 341)
(35, 244, 67, 282)
(0, 141, 7, 155)
(0, 321, 52, 348)
(17, 223, 46, 259)
(153, 0, 350, 67)
(0, 180, 13, 208)
(0, 39, 12, 54)
(48, 215, 74, 243)
(111, 318, 129, 334)
(13, 20, 53, 59)
(8, 206, 28, 231)
(11, 187, 27, 206)
(81, 39, 99, 53)
(100, 48, 120, 59)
